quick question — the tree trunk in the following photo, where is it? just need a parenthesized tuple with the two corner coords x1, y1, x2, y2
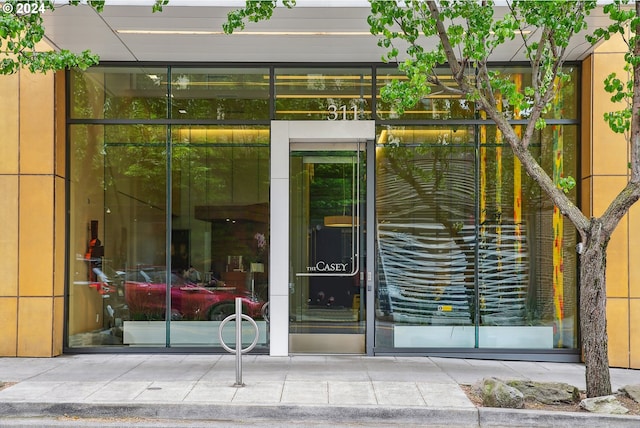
(580, 219, 612, 398)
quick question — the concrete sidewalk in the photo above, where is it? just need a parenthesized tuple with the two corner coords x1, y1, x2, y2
(1, 354, 640, 427)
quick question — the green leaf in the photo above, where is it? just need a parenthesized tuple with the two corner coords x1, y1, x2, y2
(558, 176, 577, 194)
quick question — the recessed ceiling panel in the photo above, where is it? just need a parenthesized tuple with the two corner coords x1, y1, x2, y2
(42, 4, 606, 63)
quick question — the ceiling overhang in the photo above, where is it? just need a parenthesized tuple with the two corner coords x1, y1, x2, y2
(42, 1, 610, 64)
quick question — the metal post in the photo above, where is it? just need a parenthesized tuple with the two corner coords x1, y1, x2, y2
(234, 297, 243, 386)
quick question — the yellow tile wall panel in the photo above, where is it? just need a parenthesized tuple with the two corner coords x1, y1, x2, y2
(17, 297, 53, 357)
(595, 30, 629, 54)
(0, 176, 18, 297)
(0, 73, 19, 175)
(19, 176, 54, 297)
(591, 127, 627, 177)
(581, 176, 592, 219)
(607, 297, 630, 368)
(0, 297, 17, 356)
(592, 176, 627, 217)
(19, 71, 54, 175)
(55, 71, 66, 178)
(54, 176, 65, 297)
(606, 219, 629, 298)
(630, 203, 640, 298)
(591, 176, 628, 297)
(630, 299, 640, 368)
(52, 296, 64, 356)
(592, 54, 628, 176)
(581, 55, 592, 181)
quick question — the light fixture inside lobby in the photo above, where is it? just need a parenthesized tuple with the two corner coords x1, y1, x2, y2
(324, 215, 355, 228)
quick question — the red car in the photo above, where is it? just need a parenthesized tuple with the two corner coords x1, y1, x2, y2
(124, 270, 264, 321)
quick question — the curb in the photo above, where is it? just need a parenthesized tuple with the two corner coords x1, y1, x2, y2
(3, 401, 640, 427)
(0, 402, 478, 426)
(478, 407, 640, 427)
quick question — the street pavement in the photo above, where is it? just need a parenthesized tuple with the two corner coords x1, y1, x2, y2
(1, 354, 640, 427)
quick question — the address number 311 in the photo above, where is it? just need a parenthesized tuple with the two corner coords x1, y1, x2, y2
(327, 104, 359, 121)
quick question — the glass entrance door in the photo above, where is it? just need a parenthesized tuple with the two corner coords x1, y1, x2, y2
(289, 143, 366, 353)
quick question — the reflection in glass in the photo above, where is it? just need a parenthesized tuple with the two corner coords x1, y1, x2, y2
(376, 67, 475, 120)
(275, 68, 372, 120)
(170, 68, 270, 120)
(70, 67, 168, 120)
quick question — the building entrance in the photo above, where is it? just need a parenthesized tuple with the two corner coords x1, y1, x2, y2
(289, 145, 366, 353)
(268, 120, 375, 356)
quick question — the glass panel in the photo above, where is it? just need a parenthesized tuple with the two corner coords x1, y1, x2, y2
(477, 126, 537, 346)
(289, 147, 366, 349)
(68, 124, 270, 348)
(376, 67, 475, 120)
(375, 125, 578, 350)
(275, 68, 372, 120)
(478, 126, 578, 349)
(168, 126, 269, 347)
(378, 125, 475, 147)
(68, 124, 167, 347)
(70, 67, 168, 119)
(376, 66, 578, 121)
(545, 67, 579, 120)
(170, 68, 270, 120)
(485, 66, 579, 121)
(375, 127, 476, 348)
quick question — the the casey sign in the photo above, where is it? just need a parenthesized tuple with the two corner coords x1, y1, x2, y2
(306, 261, 349, 273)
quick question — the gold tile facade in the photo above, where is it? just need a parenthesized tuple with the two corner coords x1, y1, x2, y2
(0, 69, 65, 357)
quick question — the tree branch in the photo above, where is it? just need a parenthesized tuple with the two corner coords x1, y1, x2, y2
(426, 1, 463, 85)
(601, 182, 640, 236)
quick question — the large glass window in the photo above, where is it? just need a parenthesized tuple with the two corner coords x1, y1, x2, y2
(68, 124, 168, 346)
(374, 124, 578, 350)
(169, 126, 270, 326)
(68, 87, 270, 348)
(375, 126, 476, 348)
(67, 63, 579, 356)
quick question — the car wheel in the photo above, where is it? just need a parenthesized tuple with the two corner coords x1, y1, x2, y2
(208, 302, 236, 321)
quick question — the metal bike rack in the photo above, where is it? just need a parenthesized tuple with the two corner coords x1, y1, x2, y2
(218, 297, 260, 387)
